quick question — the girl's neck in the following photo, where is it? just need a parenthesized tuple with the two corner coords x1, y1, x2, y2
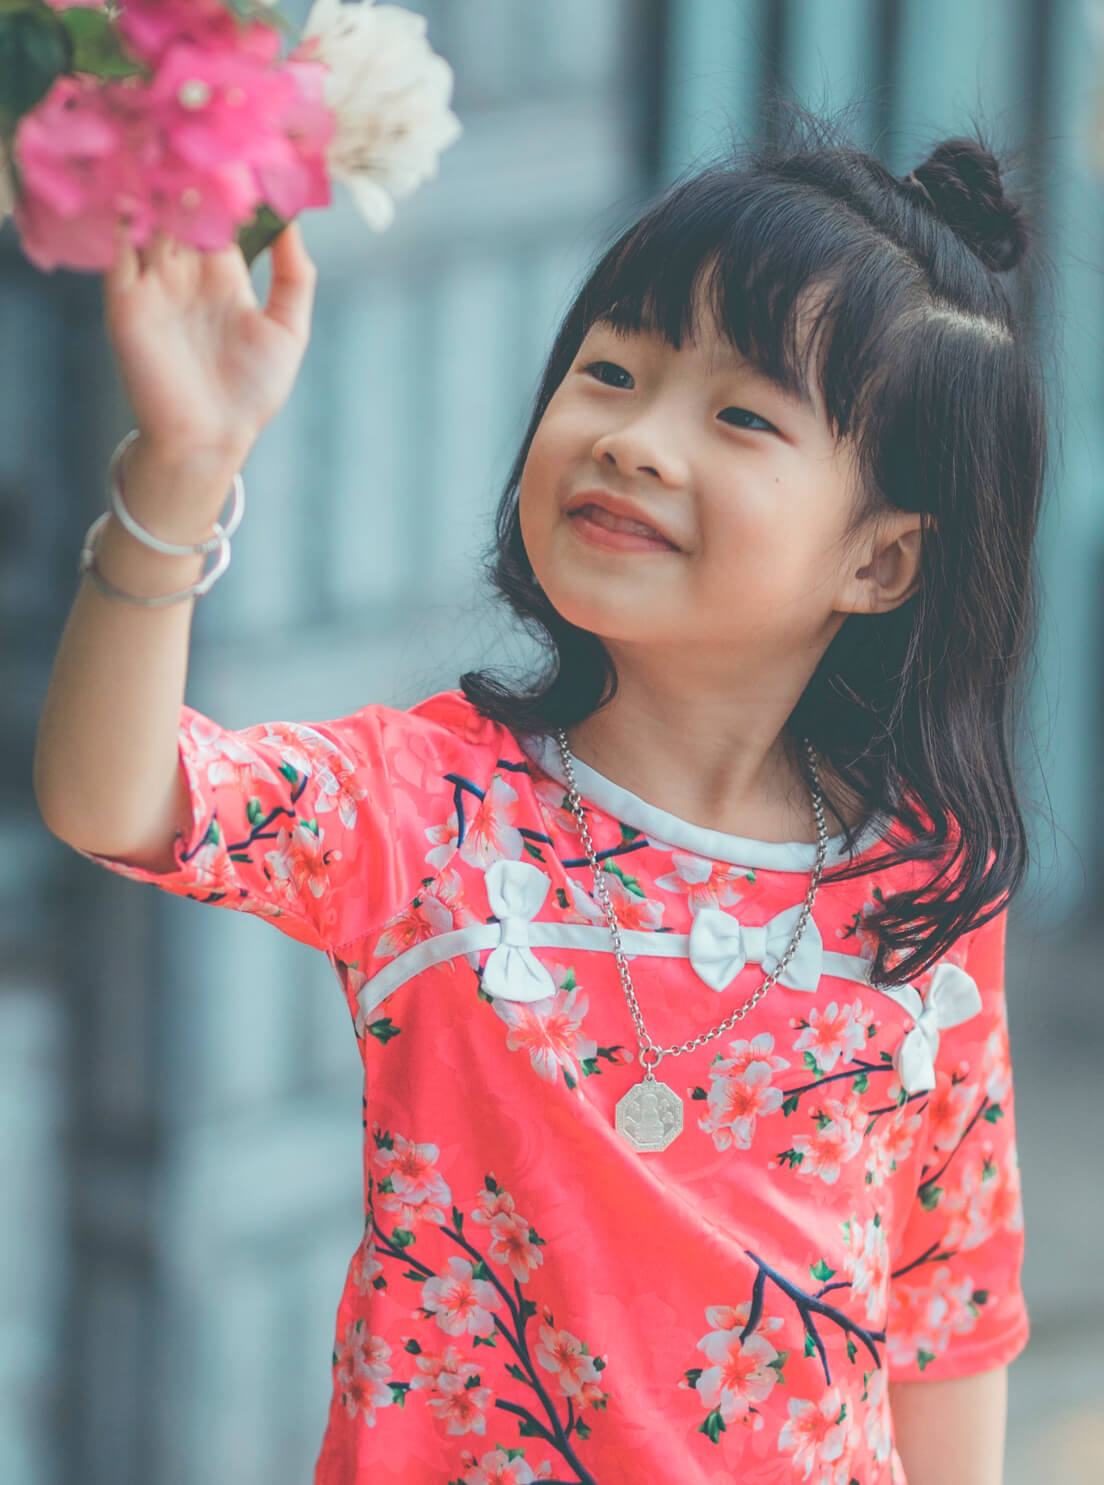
(564, 677, 866, 845)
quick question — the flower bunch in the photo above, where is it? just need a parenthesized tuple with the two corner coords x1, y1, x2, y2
(0, 0, 461, 271)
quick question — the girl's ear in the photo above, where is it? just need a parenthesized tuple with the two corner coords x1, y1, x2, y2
(839, 512, 927, 615)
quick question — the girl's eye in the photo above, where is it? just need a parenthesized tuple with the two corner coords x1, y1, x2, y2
(582, 360, 633, 388)
(718, 407, 776, 433)
(581, 361, 776, 433)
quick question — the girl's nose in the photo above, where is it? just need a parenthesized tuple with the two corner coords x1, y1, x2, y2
(591, 420, 689, 488)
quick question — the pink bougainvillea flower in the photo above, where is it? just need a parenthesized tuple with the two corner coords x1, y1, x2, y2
(251, 57, 335, 218)
(12, 75, 156, 270)
(148, 43, 302, 170)
(147, 150, 263, 252)
(117, 0, 282, 69)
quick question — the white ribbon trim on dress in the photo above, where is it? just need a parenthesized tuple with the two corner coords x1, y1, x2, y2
(874, 963, 983, 1093)
(356, 858, 879, 1021)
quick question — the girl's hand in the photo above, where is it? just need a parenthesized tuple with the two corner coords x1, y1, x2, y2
(101, 221, 318, 469)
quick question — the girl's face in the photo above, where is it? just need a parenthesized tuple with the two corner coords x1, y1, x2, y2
(518, 299, 876, 670)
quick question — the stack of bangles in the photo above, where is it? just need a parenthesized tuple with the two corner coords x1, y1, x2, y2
(77, 428, 246, 608)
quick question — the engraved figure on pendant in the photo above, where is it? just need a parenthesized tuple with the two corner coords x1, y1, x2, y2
(616, 1079, 683, 1152)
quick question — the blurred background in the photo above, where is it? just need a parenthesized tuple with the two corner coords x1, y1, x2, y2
(3, 0, 1103, 1481)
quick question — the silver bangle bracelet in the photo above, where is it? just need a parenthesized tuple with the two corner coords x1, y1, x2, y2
(78, 510, 233, 607)
(108, 428, 246, 556)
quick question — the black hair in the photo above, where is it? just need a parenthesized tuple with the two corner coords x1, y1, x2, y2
(460, 101, 1050, 988)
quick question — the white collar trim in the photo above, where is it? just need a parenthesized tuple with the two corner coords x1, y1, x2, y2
(518, 730, 890, 872)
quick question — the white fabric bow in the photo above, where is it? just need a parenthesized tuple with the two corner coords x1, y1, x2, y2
(688, 904, 824, 993)
(481, 858, 557, 1003)
(889, 962, 983, 1093)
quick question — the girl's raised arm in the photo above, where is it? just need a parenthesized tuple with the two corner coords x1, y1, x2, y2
(33, 224, 317, 867)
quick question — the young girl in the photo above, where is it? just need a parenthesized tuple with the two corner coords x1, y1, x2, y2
(34, 108, 1043, 1485)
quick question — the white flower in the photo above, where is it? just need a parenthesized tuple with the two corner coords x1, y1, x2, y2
(298, 0, 462, 231)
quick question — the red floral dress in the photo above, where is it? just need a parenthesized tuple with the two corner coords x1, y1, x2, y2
(77, 688, 1028, 1485)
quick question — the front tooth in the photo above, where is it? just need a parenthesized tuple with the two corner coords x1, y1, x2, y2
(588, 505, 660, 537)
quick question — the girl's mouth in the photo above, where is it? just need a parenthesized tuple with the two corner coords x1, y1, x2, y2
(568, 503, 679, 552)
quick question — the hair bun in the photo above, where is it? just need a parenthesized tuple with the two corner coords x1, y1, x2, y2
(904, 138, 1028, 273)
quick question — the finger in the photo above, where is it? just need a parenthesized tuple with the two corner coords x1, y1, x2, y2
(262, 220, 317, 340)
(105, 224, 140, 293)
(136, 229, 175, 278)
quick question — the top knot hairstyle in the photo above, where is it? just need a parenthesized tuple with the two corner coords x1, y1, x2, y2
(461, 102, 1050, 987)
(903, 138, 1030, 273)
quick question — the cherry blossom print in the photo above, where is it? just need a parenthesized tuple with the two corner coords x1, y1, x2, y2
(841, 1216, 890, 1324)
(926, 1069, 976, 1151)
(533, 776, 585, 838)
(835, 887, 885, 960)
(425, 810, 460, 869)
(407, 1342, 495, 1434)
(982, 1022, 1013, 1103)
(864, 1109, 923, 1188)
(792, 1000, 873, 1074)
(422, 1255, 500, 1337)
(862, 1366, 893, 1464)
(265, 816, 339, 908)
(260, 720, 371, 830)
(491, 963, 602, 1088)
(887, 1265, 982, 1370)
(333, 1319, 397, 1425)
(777, 1385, 853, 1481)
(459, 774, 524, 867)
(713, 1032, 791, 1080)
(486, 1207, 547, 1285)
(564, 869, 665, 931)
(691, 1301, 785, 1427)
(782, 1094, 868, 1184)
(457, 1444, 555, 1483)
(699, 1058, 786, 1151)
(352, 1232, 385, 1295)
(942, 1148, 1024, 1251)
(654, 851, 751, 911)
(373, 1132, 453, 1229)
(534, 1319, 606, 1401)
(374, 889, 454, 959)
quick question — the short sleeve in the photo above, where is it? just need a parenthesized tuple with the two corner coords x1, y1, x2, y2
(886, 908, 1030, 1379)
(73, 701, 405, 954)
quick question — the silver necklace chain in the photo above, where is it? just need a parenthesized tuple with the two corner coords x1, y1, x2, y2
(553, 728, 829, 1084)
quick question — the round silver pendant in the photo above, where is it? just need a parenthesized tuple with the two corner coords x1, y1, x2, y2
(615, 1077, 683, 1152)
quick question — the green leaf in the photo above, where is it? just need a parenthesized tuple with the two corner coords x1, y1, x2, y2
(237, 203, 289, 267)
(697, 1406, 726, 1443)
(846, 1337, 857, 1363)
(982, 1104, 1004, 1124)
(781, 1094, 800, 1117)
(61, 7, 144, 79)
(852, 1072, 869, 1093)
(0, 7, 70, 129)
(916, 1348, 935, 1371)
(804, 1332, 816, 1358)
(366, 1016, 401, 1046)
(919, 1183, 942, 1211)
(809, 1258, 836, 1281)
(803, 1051, 823, 1077)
